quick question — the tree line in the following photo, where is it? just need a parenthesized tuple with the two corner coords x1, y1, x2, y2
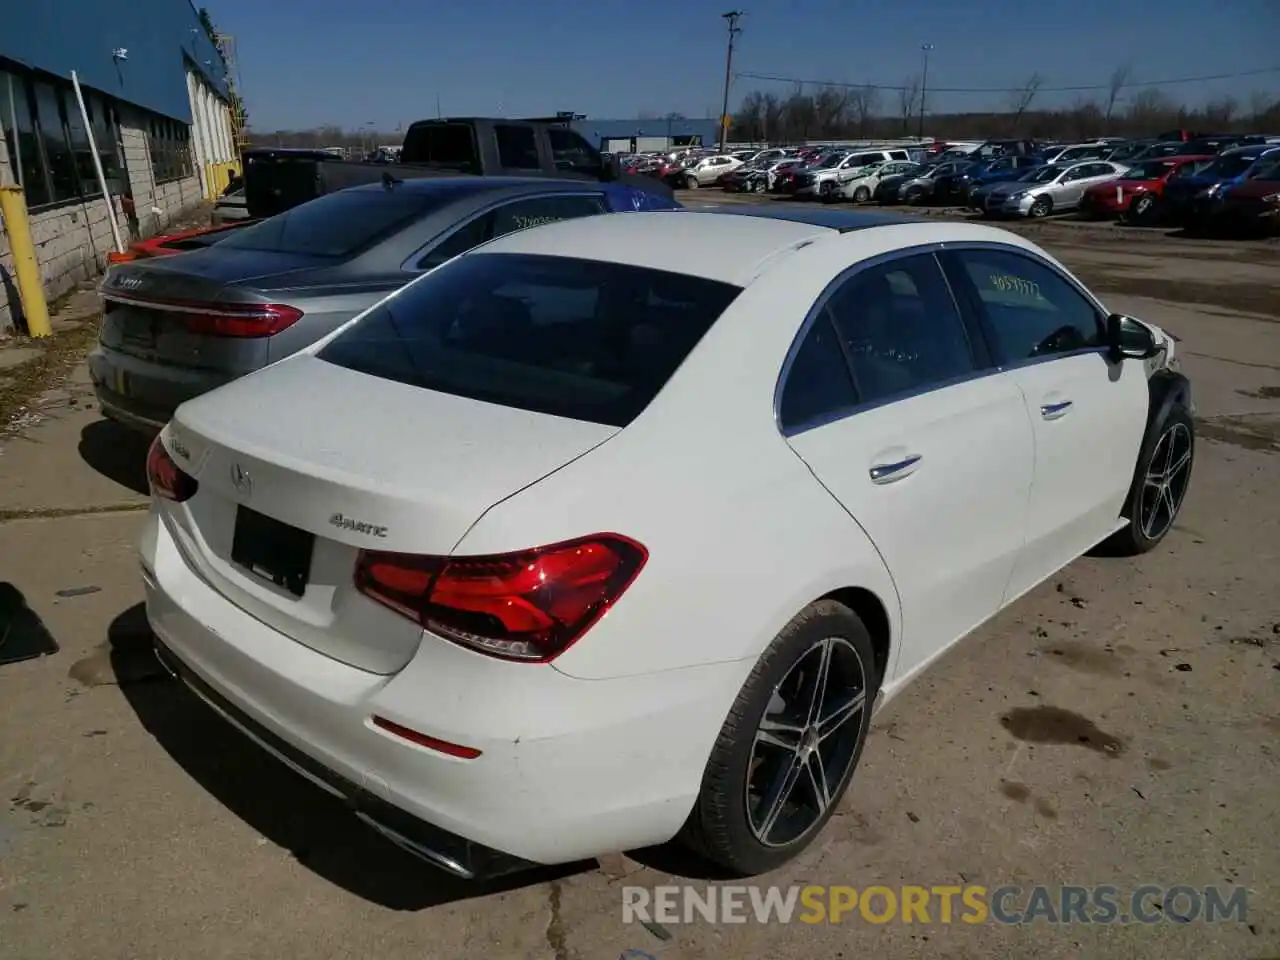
(730, 69, 1280, 143)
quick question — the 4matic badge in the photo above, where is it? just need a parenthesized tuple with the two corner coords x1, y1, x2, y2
(329, 513, 388, 538)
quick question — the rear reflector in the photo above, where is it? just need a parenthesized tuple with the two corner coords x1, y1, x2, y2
(371, 716, 482, 759)
(354, 534, 648, 663)
(146, 435, 198, 502)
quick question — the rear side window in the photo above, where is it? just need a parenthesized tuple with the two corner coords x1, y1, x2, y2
(495, 125, 540, 169)
(217, 190, 432, 258)
(417, 193, 608, 270)
(319, 253, 742, 426)
(778, 315, 857, 431)
(401, 123, 476, 167)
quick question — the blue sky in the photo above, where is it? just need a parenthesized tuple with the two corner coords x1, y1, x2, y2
(211, 0, 1279, 131)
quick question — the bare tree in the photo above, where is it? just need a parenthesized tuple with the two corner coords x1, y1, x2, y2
(1007, 73, 1044, 131)
(1203, 95, 1238, 128)
(1104, 64, 1132, 122)
(1068, 97, 1104, 140)
(848, 85, 879, 137)
(1249, 89, 1274, 123)
(1126, 87, 1174, 129)
(813, 85, 850, 138)
(898, 76, 920, 134)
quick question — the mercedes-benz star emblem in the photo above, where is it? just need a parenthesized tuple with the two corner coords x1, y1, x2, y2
(231, 463, 253, 495)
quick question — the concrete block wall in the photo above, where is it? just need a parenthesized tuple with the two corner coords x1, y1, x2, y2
(0, 111, 204, 336)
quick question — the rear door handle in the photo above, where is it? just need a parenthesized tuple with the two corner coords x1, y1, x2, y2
(869, 454, 923, 484)
(1040, 400, 1073, 420)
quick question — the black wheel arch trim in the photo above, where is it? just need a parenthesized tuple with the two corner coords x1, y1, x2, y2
(1123, 369, 1193, 513)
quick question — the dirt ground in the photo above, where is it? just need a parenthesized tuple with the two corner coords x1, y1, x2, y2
(0, 209, 1277, 960)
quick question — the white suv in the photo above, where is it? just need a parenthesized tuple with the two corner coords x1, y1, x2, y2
(795, 148, 913, 200)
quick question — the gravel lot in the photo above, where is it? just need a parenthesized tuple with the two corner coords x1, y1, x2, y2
(0, 206, 1277, 960)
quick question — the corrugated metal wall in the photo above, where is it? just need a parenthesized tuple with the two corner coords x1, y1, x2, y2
(0, 0, 229, 121)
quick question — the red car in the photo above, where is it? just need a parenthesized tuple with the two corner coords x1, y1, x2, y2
(1078, 155, 1214, 223)
(106, 219, 258, 264)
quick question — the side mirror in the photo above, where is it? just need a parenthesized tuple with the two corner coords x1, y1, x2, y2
(1107, 313, 1161, 361)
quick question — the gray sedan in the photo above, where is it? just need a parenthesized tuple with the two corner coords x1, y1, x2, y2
(981, 161, 1129, 218)
(90, 177, 678, 431)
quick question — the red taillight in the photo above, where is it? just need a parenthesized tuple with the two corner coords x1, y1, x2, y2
(101, 292, 302, 338)
(354, 534, 648, 662)
(178, 302, 303, 338)
(107, 251, 140, 264)
(146, 434, 198, 502)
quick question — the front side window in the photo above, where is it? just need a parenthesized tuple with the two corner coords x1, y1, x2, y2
(952, 249, 1104, 362)
(494, 124, 540, 170)
(318, 253, 742, 427)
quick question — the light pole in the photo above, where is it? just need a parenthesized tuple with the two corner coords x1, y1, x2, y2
(718, 11, 743, 154)
(917, 43, 934, 142)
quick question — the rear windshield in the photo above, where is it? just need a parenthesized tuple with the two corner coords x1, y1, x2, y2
(216, 190, 433, 258)
(318, 253, 742, 426)
(401, 122, 478, 167)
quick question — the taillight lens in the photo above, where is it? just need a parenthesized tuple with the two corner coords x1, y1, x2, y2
(146, 435, 198, 502)
(178, 302, 303, 338)
(101, 292, 302, 338)
(354, 534, 648, 662)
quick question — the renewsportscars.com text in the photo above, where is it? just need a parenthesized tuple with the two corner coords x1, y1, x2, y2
(622, 884, 1250, 926)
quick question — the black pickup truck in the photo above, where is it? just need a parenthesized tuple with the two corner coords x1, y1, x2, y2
(243, 117, 673, 218)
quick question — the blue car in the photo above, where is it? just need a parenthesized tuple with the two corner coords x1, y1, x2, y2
(1161, 144, 1280, 226)
(962, 157, 1045, 209)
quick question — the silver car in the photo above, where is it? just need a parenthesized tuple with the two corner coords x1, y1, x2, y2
(982, 161, 1129, 218)
(90, 177, 679, 431)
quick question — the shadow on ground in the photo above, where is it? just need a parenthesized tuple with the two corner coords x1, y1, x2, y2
(78, 419, 153, 495)
(0, 582, 59, 666)
(107, 603, 597, 909)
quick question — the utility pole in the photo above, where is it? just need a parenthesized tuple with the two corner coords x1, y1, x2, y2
(718, 10, 743, 154)
(918, 43, 934, 142)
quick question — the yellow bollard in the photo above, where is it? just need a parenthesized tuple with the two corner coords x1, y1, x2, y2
(0, 185, 51, 338)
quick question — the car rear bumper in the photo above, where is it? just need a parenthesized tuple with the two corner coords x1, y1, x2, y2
(140, 507, 748, 873)
(89, 345, 241, 432)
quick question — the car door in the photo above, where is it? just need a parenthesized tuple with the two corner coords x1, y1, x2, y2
(780, 252, 1035, 680)
(414, 193, 608, 270)
(942, 246, 1149, 603)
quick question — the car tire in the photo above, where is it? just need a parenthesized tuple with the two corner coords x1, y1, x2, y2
(685, 176, 699, 190)
(677, 600, 880, 877)
(753, 179, 767, 193)
(853, 186, 871, 203)
(1029, 196, 1052, 218)
(1102, 403, 1194, 556)
(1128, 194, 1156, 224)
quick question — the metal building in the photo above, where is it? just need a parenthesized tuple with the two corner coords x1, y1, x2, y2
(1, 0, 240, 332)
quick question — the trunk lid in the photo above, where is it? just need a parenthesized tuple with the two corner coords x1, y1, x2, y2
(162, 354, 618, 674)
(100, 251, 328, 369)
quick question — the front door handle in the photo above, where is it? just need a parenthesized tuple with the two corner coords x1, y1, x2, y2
(869, 454, 923, 484)
(1040, 400, 1073, 420)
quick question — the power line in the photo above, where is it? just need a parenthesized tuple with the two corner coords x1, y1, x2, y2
(735, 65, 1280, 96)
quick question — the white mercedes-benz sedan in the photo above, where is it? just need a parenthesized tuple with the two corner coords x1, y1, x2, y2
(140, 208, 1193, 879)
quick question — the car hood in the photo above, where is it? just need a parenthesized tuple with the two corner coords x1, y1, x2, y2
(1166, 174, 1223, 192)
